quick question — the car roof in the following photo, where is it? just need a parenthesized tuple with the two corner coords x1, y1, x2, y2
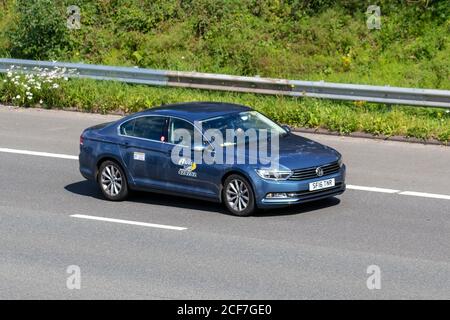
(135, 102, 252, 122)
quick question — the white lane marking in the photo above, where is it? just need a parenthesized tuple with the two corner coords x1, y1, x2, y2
(398, 191, 450, 201)
(1, 146, 450, 202)
(347, 185, 400, 193)
(348, 185, 450, 201)
(0, 147, 78, 160)
(70, 214, 187, 231)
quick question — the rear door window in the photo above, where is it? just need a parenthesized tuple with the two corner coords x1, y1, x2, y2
(120, 116, 167, 141)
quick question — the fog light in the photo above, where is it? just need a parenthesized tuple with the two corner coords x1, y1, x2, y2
(266, 193, 288, 199)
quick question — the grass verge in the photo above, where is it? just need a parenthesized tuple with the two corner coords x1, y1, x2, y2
(1, 77, 449, 144)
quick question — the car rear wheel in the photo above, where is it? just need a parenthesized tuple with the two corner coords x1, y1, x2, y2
(223, 174, 255, 216)
(98, 160, 128, 201)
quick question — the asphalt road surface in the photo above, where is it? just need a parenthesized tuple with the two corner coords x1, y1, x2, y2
(1, 106, 449, 299)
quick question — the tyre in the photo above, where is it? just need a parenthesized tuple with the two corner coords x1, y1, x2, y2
(222, 174, 255, 216)
(98, 160, 128, 201)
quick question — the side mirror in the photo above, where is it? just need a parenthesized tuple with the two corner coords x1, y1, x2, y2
(282, 125, 291, 133)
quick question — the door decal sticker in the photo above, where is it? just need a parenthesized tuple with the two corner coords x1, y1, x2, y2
(133, 152, 146, 161)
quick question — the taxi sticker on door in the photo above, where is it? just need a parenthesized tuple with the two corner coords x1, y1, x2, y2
(177, 157, 197, 178)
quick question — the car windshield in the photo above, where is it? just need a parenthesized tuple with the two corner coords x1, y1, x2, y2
(200, 111, 287, 140)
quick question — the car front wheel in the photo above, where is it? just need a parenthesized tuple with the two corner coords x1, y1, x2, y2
(223, 174, 255, 216)
(98, 160, 128, 201)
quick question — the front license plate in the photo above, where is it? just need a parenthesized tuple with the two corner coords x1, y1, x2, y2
(309, 178, 335, 191)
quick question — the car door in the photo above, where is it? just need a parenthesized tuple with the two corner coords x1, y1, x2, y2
(118, 115, 168, 189)
(160, 117, 221, 199)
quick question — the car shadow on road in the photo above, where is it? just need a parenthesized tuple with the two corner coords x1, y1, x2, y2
(65, 180, 230, 214)
(254, 197, 340, 217)
(65, 180, 341, 217)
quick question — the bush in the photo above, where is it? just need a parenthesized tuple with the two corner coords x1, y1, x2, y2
(2, 0, 447, 88)
(7, 0, 69, 59)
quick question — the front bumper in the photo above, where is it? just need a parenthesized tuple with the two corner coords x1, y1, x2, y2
(252, 164, 346, 208)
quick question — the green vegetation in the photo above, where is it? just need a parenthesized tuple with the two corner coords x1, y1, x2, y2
(0, 0, 449, 142)
(1, 0, 448, 88)
(1, 74, 449, 142)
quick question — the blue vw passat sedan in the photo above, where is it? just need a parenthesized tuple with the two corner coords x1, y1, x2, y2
(79, 102, 346, 216)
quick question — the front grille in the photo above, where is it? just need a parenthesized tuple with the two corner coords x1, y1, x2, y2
(289, 161, 341, 181)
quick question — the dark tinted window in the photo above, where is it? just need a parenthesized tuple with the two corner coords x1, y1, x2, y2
(169, 118, 195, 145)
(120, 116, 167, 141)
(120, 119, 135, 136)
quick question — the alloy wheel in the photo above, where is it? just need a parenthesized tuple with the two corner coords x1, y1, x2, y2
(101, 164, 123, 197)
(225, 178, 250, 212)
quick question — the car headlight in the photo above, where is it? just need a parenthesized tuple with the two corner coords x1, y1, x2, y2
(338, 156, 343, 167)
(256, 169, 292, 180)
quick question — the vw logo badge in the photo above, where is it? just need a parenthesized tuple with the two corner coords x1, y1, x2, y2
(316, 167, 324, 177)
